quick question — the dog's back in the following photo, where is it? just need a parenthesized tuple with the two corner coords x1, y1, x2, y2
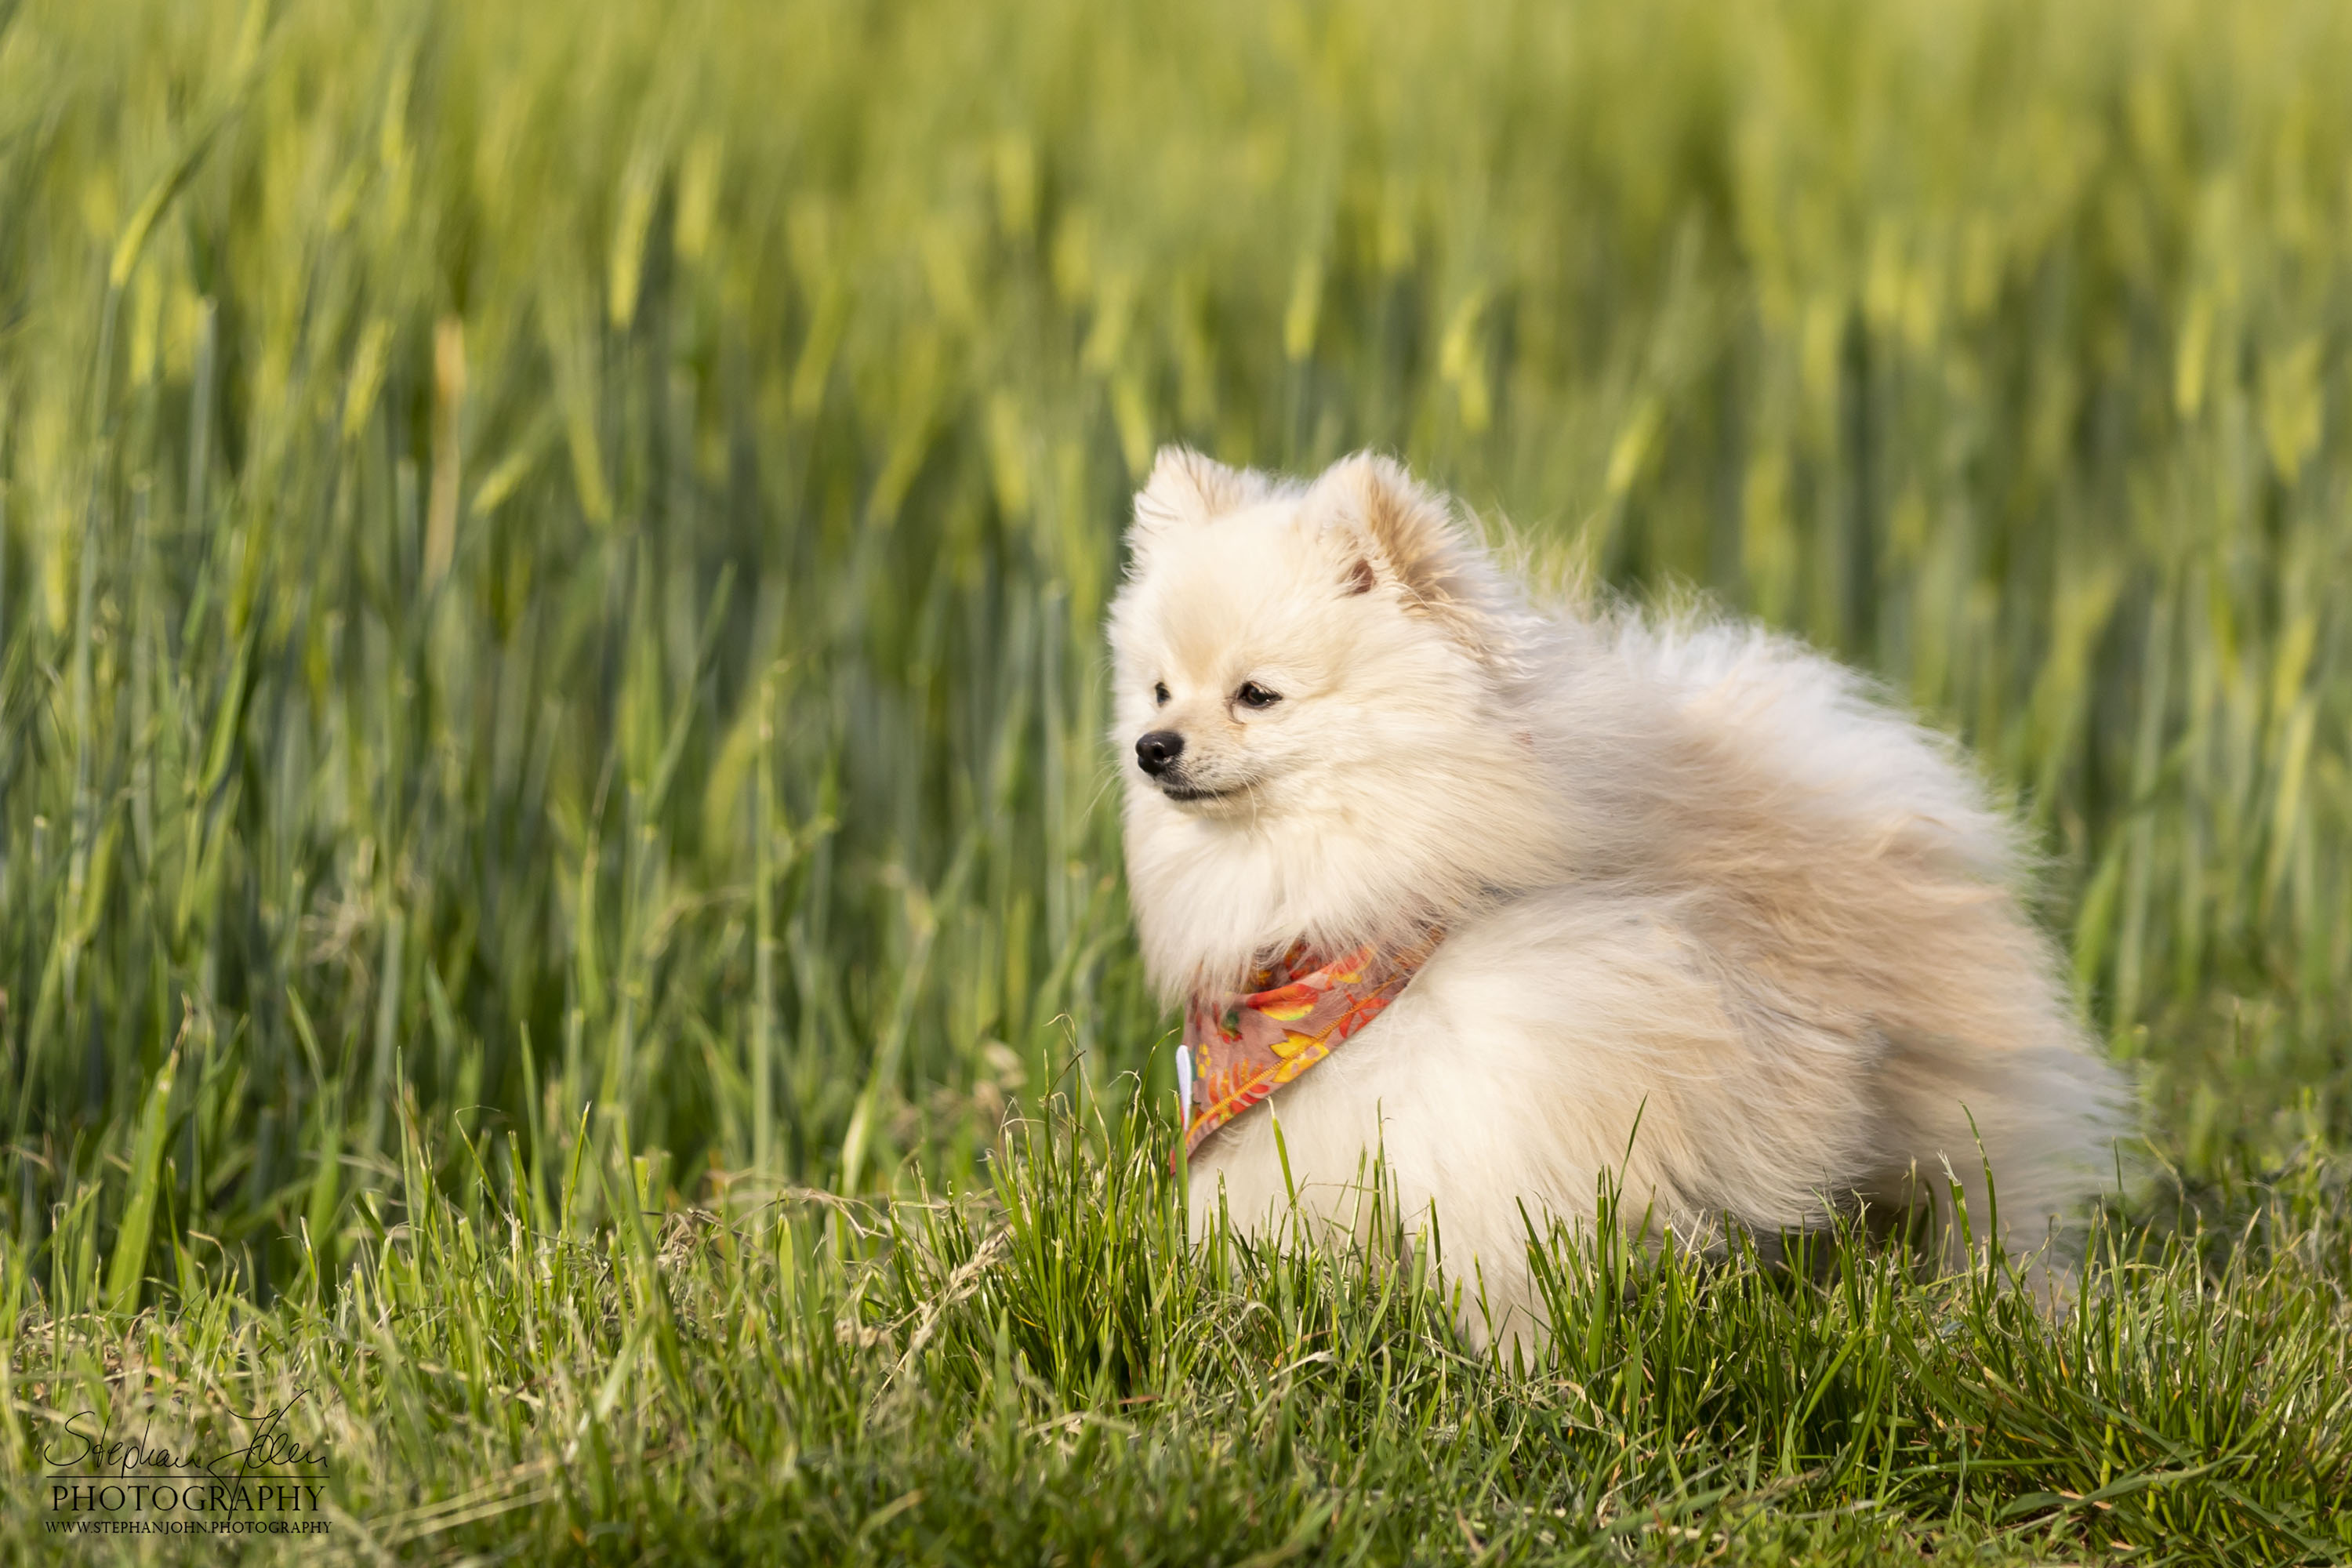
(1590, 616, 2128, 1257)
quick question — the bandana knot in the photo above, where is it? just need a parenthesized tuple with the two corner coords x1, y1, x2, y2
(1177, 931, 1440, 1160)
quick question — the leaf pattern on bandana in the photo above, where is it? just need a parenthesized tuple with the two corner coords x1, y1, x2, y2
(1178, 931, 1440, 1160)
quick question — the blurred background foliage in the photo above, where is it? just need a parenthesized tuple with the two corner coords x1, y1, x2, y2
(0, 0, 2346, 1304)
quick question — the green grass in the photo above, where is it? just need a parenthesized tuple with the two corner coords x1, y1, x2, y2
(0, 0, 2347, 1559)
(11, 1095, 2352, 1564)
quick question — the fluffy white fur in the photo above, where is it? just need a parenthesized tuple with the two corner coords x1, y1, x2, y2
(1108, 448, 2128, 1352)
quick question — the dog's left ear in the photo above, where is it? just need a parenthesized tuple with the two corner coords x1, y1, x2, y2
(1131, 447, 1266, 543)
(1309, 454, 1499, 650)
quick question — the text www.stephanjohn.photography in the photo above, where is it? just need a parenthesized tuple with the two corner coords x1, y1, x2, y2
(40, 1392, 332, 1540)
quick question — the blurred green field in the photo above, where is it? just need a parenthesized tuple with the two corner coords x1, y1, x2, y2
(2, 0, 2348, 1560)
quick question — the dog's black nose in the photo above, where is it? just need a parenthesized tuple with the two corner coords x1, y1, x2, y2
(1135, 730, 1185, 777)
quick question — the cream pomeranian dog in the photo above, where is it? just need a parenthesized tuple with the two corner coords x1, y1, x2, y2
(1109, 447, 2127, 1350)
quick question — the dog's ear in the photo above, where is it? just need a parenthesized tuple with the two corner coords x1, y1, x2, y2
(1131, 446, 1262, 540)
(1310, 452, 1519, 662)
(1311, 452, 1473, 605)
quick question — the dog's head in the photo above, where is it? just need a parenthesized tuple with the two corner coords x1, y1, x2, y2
(1107, 448, 1526, 827)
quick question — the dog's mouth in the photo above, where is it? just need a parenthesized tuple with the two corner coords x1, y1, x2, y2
(1158, 780, 1249, 804)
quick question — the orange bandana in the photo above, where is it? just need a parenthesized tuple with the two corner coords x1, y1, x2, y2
(1178, 932, 1440, 1160)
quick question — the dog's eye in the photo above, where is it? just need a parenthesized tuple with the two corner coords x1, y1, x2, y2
(1153, 682, 1171, 706)
(1235, 681, 1281, 710)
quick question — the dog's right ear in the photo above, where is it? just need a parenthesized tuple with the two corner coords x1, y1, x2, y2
(1308, 452, 1521, 665)
(1131, 447, 1261, 543)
